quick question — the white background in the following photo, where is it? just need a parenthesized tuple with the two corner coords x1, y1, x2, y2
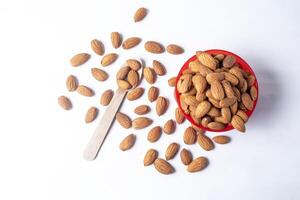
(0, 0, 299, 199)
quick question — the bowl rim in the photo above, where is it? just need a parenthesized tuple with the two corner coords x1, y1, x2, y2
(174, 49, 259, 132)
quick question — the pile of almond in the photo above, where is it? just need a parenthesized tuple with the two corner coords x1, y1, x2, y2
(177, 51, 257, 132)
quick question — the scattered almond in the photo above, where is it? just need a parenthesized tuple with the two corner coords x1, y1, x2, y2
(147, 126, 162, 142)
(166, 44, 184, 55)
(127, 70, 139, 87)
(91, 68, 108, 81)
(116, 112, 132, 129)
(134, 105, 150, 115)
(183, 126, 197, 144)
(144, 149, 158, 166)
(197, 134, 214, 151)
(187, 156, 209, 172)
(132, 117, 153, 129)
(122, 37, 141, 49)
(117, 79, 132, 90)
(101, 53, 118, 67)
(134, 7, 147, 22)
(165, 143, 180, 160)
(85, 107, 98, 123)
(212, 135, 231, 144)
(70, 53, 90, 67)
(154, 158, 175, 175)
(148, 86, 159, 102)
(111, 32, 122, 49)
(144, 41, 164, 54)
(156, 96, 168, 116)
(180, 148, 193, 165)
(175, 108, 185, 124)
(163, 119, 176, 134)
(168, 77, 177, 87)
(66, 75, 78, 91)
(143, 67, 156, 84)
(91, 39, 104, 55)
(127, 87, 144, 101)
(116, 66, 130, 80)
(58, 96, 72, 110)
(126, 59, 141, 71)
(100, 89, 113, 106)
(77, 85, 94, 97)
(153, 60, 166, 76)
(119, 134, 136, 151)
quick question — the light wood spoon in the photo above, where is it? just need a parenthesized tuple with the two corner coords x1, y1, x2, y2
(83, 59, 144, 161)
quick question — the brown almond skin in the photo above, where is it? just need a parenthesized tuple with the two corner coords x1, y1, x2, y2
(126, 59, 141, 71)
(134, 7, 147, 22)
(211, 80, 225, 100)
(212, 135, 231, 144)
(187, 156, 209, 173)
(196, 51, 217, 70)
(127, 87, 144, 101)
(116, 66, 130, 80)
(144, 41, 165, 54)
(100, 89, 113, 106)
(156, 96, 168, 116)
(58, 96, 72, 110)
(127, 70, 139, 87)
(116, 112, 132, 129)
(163, 119, 176, 134)
(175, 108, 185, 124)
(117, 80, 132, 90)
(153, 60, 166, 76)
(91, 39, 104, 55)
(180, 148, 193, 165)
(223, 55, 236, 68)
(91, 68, 108, 81)
(77, 85, 94, 97)
(148, 86, 159, 102)
(197, 134, 214, 151)
(168, 77, 177, 87)
(144, 149, 158, 166)
(207, 122, 225, 130)
(70, 53, 90, 67)
(236, 110, 248, 122)
(119, 134, 136, 151)
(132, 117, 153, 129)
(165, 143, 180, 160)
(101, 53, 118, 67)
(183, 126, 197, 145)
(111, 32, 122, 49)
(85, 107, 98, 123)
(134, 105, 150, 115)
(166, 44, 184, 55)
(241, 93, 254, 110)
(147, 126, 162, 142)
(122, 37, 141, 49)
(154, 159, 175, 175)
(66, 75, 78, 91)
(143, 67, 156, 84)
(250, 86, 258, 101)
(231, 115, 246, 132)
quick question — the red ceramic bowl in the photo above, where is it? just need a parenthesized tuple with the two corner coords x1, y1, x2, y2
(174, 49, 259, 132)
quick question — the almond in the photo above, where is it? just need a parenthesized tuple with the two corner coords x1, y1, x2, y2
(66, 75, 78, 91)
(127, 87, 144, 101)
(153, 60, 166, 76)
(230, 102, 238, 115)
(168, 77, 177, 87)
(201, 116, 212, 127)
(148, 86, 159, 102)
(180, 148, 193, 165)
(224, 72, 239, 85)
(165, 143, 180, 160)
(250, 86, 257, 101)
(77, 85, 94, 97)
(189, 60, 213, 76)
(134, 105, 150, 115)
(116, 66, 130, 80)
(119, 134, 136, 151)
(111, 32, 122, 48)
(222, 80, 236, 98)
(187, 156, 209, 172)
(100, 89, 113, 106)
(156, 96, 168, 116)
(236, 110, 248, 122)
(183, 126, 197, 144)
(211, 80, 225, 100)
(212, 135, 231, 144)
(154, 158, 175, 175)
(58, 96, 72, 110)
(206, 72, 225, 84)
(195, 101, 211, 118)
(122, 37, 141, 49)
(101, 53, 118, 67)
(207, 122, 225, 130)
(117, 80, 132, 90)
(229, 67, 244, 80)
(241, 93, 254, 110)
(143, 67, 156, 84)
(85, 107, 98, 123)
(247, 75, 256, 87)
(177, 74, 192, 93)
(147, 126, 162, 142)
(126, 59, 141, 71)
(214, 54, 225, 61)
(166, 44, 184, 55)
(231, 115, 246, 132)
(219, 97, 236, 108)
(192, 74, 207, 93)
(70, 53, 90, 67)
(116, 112, 132, 129)
(184, 95, 199, 107)
(144, 149, 158, 166)
(91, 39, 104, 55)
(197, 134, 214, 151)
(223, 55, 236, 68)
(144, 41, 165, 54)
(132, 117, 153, 129)
(163, 119, 176, 134)
(196, 51, 217, 70)
(127, 70, 139, 87)
(134, 7, 147, 22)
(175, 108, 185, 124)
(91, 68, 108, 81)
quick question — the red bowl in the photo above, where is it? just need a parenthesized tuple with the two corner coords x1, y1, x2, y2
(174, 49, 259, 132)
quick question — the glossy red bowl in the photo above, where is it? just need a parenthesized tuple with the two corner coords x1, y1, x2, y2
(174, 49, 259, 132)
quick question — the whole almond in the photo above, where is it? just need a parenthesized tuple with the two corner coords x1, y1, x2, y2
(180, 148, 193, 165)
(184, 95, 199, 107)
(175, 108, 185, 124)
(230, 101, 238, 115)
(117, 80, 132, 90)
(58, 96, 72, 110)
(177, 74, 192, 93)
(134, 105, 150, 115)
(101, 53, 118, 67)
(154, 158, 175, 175)
(197, 134, 214, 151)
(144, 149, 158, 166)
(144, 41, 165, 54)
(134, 7, 147, 22)
(212, 135, 231, 144)
(127, 87, 144, 101)
(229, 67, 244, 80)
(192, 125, 205, 134)
(219, 97, 236, 108)
(241, 93, 254, 110)
(247, 75, 256, 87)
(222, 80, 236, 98)
(126, 59, 141, 71)
(147, 126, 162, 142)
(156, 96, 168, 116)
(70, 53, 90, 67)
(100, 89, 113, 106)
(232, 86, 241, 101)
(201, 116, 212, 127)
(127, 70, 139, 87)
(148, 86, 159, 102)
(166, 44, 184, 55)
(231, 115, 246, 132)
(236, 110, 248, 122)
(189, 60, 213, 76)
(196, 51, 217, 70)
(119, 134, 136, 151)
(165, 143, 180, 160)
(116, 66, 130, 80)
(91, 39, 104, 55)
(91, 68, 108, 81)
(192, 74, 207, 93)
(195, 101, 211, 118)
(77, 85, 94, 97)
(163, 119, 176, 134)
(206, 72, 225, 84)
(122, 37, 141, 49)
(211, 80, 225, 100)
(224, 72, 239, 85)
(111, 32, 122, 49)
(183, 126, 197, 144)
(66, 75, 78, 91)
(250, 86, 258, 101)
(168, 77, 177, 87)
(116, 112, 132, 129)
(132, 117, 153, 129)
(187, 156, 209, 172)
(143, 67, 156, 84)
(223, 55, 236, 68)
(207, 122, 225, 130)
(153, 60, 166, 76)
(214, 54, 225, 61)
(85, 107, 98, 123)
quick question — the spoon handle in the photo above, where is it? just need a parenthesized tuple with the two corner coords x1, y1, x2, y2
(83, 88, 127, 161)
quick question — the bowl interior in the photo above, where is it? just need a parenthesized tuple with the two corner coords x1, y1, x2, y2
(174, 49, 259, 132)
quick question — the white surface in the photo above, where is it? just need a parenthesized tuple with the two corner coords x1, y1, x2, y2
(0, 0, 299, 199)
